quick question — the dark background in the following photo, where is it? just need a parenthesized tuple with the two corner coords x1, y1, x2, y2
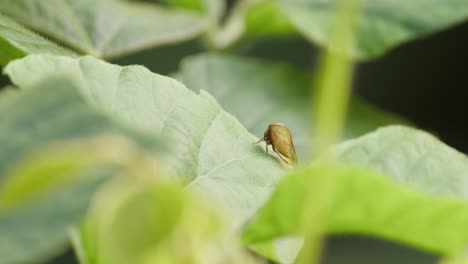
(0, 9, 466, 264)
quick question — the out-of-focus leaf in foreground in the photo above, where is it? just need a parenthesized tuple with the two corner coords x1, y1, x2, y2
(243, 126, 468, 262)
(0, 77, 161, 264)
(0, 13, 76, 65)
(177, 54, 406, 159)
(241, 0, 468, 59)
(73, 177, 261, 264)
(0, 0, 207, 58)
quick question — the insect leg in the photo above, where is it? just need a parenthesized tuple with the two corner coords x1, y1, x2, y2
(273, 149, 291, 164)
(265, 143, 268, 154)
(271, 144, 278, 155)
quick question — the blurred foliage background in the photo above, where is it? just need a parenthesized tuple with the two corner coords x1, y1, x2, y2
(33, 6, 468, 264)
(0, 0, 467, 263)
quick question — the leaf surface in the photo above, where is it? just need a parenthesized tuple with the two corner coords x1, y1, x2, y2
(0, 13, 76, 65)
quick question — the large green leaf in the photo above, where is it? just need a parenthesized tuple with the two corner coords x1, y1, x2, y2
(0, 77, 161, 264)
(243, 126, 468, 262)
(0, 13, 76, 65)
(0, 0, 206, 58)
(4, 54, 284, 234)
(242, 0, 468, 59)
(177, 54, 406, 159)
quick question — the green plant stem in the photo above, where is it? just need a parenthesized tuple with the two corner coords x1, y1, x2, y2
(312, 0, 361, 158)
(298, 0, 362, 263)
(295, 164, 335, 264)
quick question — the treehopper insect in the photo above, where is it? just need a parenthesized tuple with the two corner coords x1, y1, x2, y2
(256, 123, 297, 164)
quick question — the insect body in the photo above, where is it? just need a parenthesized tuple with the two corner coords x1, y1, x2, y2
(256, 123, 297, 164)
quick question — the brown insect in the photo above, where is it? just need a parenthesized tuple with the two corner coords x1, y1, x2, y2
(256, 123, 298, 164)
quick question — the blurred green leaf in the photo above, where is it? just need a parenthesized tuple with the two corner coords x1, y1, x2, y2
(0, 0, 206, 58)
(164, 0, 205, 11)
(177, 54, 406, 159)
(243, 126, 468, 262)
(1, 139, 122, 213)
(0, 77, 161, 264)
(74, 177, 259, 264)
(164, 0, 225, 19)
(241, 0, 468, 59)
(0, 13, 76, 65)
(0, 164, 111, 264)
(244, 2, 295, 37)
